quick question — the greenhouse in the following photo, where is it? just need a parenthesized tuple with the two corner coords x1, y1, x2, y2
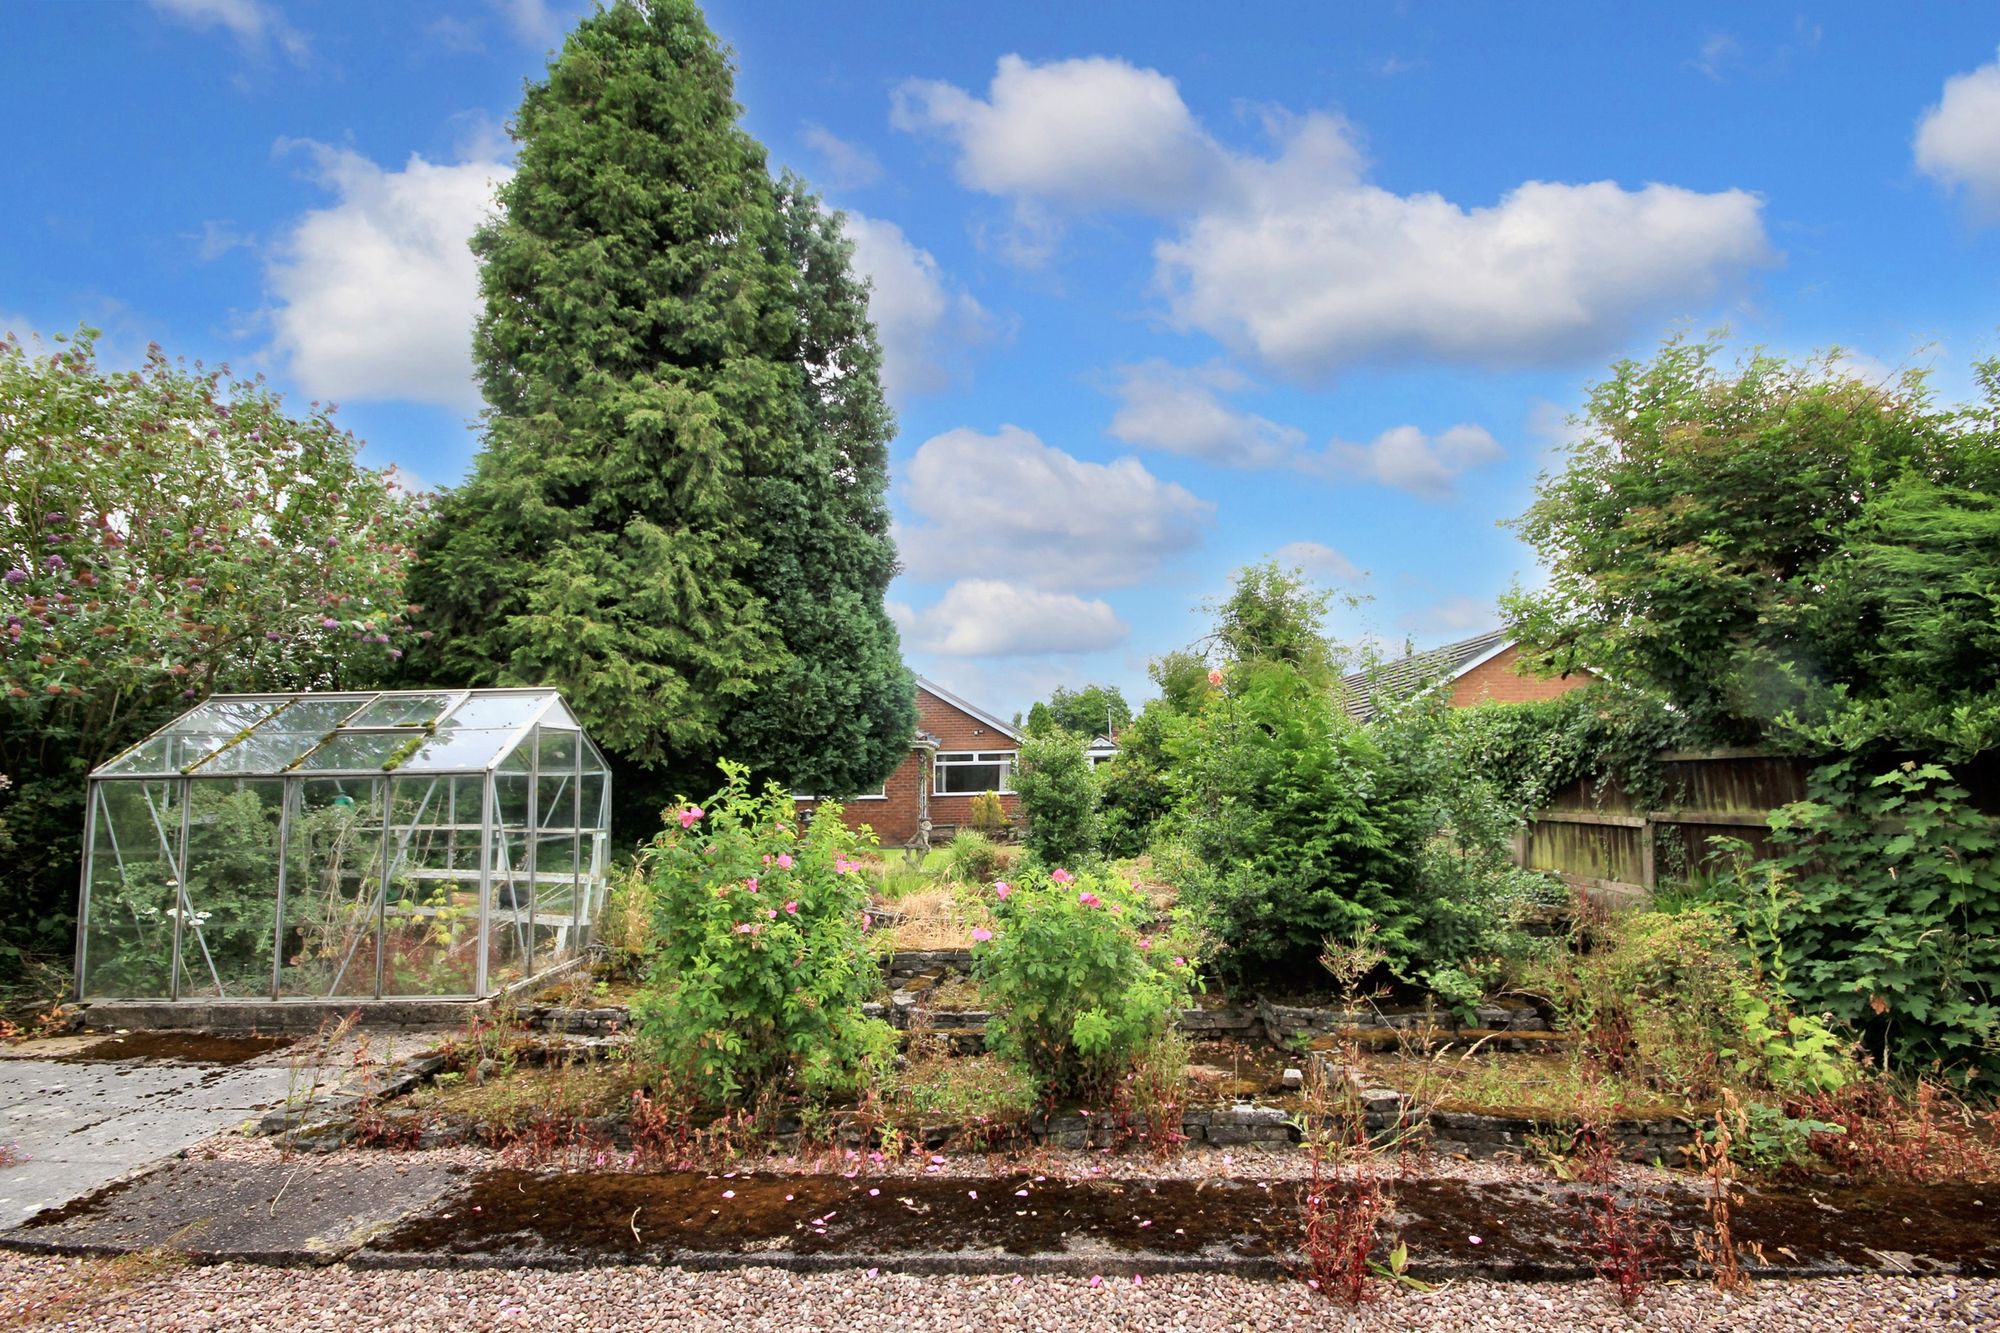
(76, 688, 612, 1003)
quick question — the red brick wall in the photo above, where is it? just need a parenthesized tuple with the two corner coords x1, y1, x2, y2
(919, 686, 1023, 832)
(794, 684, 1022, 847)
(1450, 644, 1595, 709)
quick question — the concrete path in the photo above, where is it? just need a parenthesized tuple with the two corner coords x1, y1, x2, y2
(0, 1034, 302, 1230)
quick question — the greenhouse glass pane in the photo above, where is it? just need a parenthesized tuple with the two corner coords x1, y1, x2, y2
(176, 779, 283, 1000)
(488, 780, 536, 984)
(536, 698, 581, 730)
(194, 730, 331, 775)
(347, 692, 459, 728)
(536, 724, 579, 771)
(380, 775, 482, 996)
(95, 736, 178, 777)
(438, 692, 551, 731)
(396, 727, 519, 773)
(79, 781, 180, 998)
(293, 731, 414, 773)
(279, 778, 387, 997)
(268, 697, 377, 736)
(163, 698, 291, 736)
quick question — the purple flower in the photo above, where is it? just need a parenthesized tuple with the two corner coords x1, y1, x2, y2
(42, 555, 65, 571)
(321, 617, 339, 629)
(3, 569, 24, 584)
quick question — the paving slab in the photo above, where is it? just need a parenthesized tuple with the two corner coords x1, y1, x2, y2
(0, 1041, 302, 1229)
(2, 1157, 470, 1264)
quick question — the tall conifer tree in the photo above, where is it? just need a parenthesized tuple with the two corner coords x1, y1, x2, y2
(409, 0, 912, 820)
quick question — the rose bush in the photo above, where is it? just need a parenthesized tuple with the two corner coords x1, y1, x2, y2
(973, 864, 1196, 1099)
(631, 761, 895, 1111)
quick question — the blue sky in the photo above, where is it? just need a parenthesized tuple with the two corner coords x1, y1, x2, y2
(4, 2, 1998, 718)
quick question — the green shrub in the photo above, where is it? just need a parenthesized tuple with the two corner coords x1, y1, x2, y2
(890, 1054, 1038, 1133)
(1531, 902, 1852, 1101)
(966, 790, 1009, 835)
(1164, 660, 1425, 977)
(631, 761, 895, 1110)
(1761, 760, 2000, 1086)
(931, 830, 1004, 886)
(974, 864, 1196, 1099)
(1012, 731, 1101, 868)
(597, 859, 654, 978)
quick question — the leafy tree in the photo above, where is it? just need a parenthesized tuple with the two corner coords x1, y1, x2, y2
(1507, 336, 2000, 757)
(1205, 560, 1344, 685)
(0, 330, 424, 970)
(407, 0, 912, 828)
(1012, 729, 1101, 868)
(1165, 659, 1423, 978)
(1024, 683, 1131, 738)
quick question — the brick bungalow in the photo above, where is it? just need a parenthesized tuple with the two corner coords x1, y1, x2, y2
(795, 676, 1024, 847)
(1340, 629, 1594, 721)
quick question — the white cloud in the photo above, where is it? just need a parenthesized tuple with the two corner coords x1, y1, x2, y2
(1690, 33, 1743, 82)
(1313, 423, 1505, 500)
(1106, 360, 1304, 467)
(148, 0, 306, 60)
(897, 55, 1774, 372)
(1915, 51, 2000, 217)
(897, 425, 1213, 590)
(191, 220, 254, 261)
(899, 579, 1129, 657)
(842, 214, 992, 398)
(1159, 125, 1773, 376)
(266, 141, 511, 411)
(804, 125, 883, 190)
(893, 55, 1227, 213)
(494, 0, 567, 45)
(1271, 540, 1363, 584)
(1406, 595, 1497, 637)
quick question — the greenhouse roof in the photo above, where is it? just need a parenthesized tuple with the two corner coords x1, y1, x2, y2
(92, 688, 605, 779)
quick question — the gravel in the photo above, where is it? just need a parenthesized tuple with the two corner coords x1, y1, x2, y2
(3, 1253, 1995, 1331)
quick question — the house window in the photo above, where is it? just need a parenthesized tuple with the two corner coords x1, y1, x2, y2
(933, 750, 1014, 795)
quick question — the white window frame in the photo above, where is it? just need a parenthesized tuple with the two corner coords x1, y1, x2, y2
(932, 749, 1015, 796)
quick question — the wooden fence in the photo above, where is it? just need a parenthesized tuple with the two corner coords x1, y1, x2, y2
(1514, 748, 1810, 901)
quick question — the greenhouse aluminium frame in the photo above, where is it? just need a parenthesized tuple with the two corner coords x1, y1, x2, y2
(76, 688, 612, 1004)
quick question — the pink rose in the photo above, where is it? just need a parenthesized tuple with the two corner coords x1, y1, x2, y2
(783, 900, 799, 915)
(1207, 668, 1224, 686)
(745, 876, 759, 893)
(678, 806, 704, 829)
(1078, 891, 1101, 908)
(1137, 937, 1154, 950)
(776, 853, 793, 870)
(971, 927, 993, 943)
(993, 881, 1011, 899)
(1050, 868, 1074, 885)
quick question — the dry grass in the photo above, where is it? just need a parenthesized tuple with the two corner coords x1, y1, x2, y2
(404, 1057, 643, 1129)
(876, 883, 993, 951)
(1114, 855, 1177, 914)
